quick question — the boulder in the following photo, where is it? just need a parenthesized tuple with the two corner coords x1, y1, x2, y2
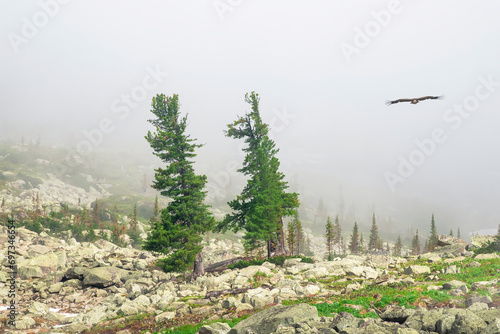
(443, 280, 467, 291)
(380, 306, 416, 323)
(74, 305, 110, 325)
(15, 316, 36, 330)
(482, 318, 500, 334)
(23, 251, 66, 273)
(155, 311, 176, 322)
(18, 265, 43, 279)
(437, 234, 467, 246)
(228, 303, 318, 334)
(331, 311, 361, 332)
(83, 266, 128, 288)
(27, 301, 49, 316)
(476, 308, 500, 324)
(64, 266, 87, 280)
(198, 322, 231, 334)
(235, 303, 253, 312)
(450, 309, 487, 334)
(405, 308, 443, 332)
(475, 253, 499, 260)
(470, 235, 496, 249)
(403, 265, 430, 275)
(465, 295, 492, 308)
(304, 266, 329, 279)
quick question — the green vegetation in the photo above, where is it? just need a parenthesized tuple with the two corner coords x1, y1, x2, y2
(160, 315, 250, 334)
(291, 256, 500, 320)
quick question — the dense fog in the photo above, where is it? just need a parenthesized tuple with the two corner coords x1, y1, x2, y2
(2, 1, 500, 239)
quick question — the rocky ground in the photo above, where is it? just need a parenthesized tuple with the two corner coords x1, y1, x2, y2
(0, 229, 499, 334)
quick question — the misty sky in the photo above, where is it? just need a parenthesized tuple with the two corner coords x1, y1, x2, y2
(1, 1, 500, 237)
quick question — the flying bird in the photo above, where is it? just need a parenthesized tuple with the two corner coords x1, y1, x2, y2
(385, 95, 444, 106)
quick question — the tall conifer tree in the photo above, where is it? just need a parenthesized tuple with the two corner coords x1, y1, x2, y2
(217, 92, 299, 257)
(325, 216, 335, 260)
(429, 213, 438, 251)
(393, 235, 402, 257)
(143, 94, 213, 277)
(333, 214, 342, 247)
(349, 222, 360, 254)
(368, 213, 379, 251)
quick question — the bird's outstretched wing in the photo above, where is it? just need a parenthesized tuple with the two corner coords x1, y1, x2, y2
(385, 98, 413, 105)
(417, 95, 444, 101)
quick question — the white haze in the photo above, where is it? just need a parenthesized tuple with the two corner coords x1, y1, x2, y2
(1, 1, 500, 240)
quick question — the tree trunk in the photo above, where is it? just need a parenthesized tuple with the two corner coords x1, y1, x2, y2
(277, 217, 286, 255)
(191, 252, 205, 280)
(267, 239, 272, 259)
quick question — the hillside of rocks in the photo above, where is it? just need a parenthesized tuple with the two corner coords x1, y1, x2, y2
(1, 227, 499, 334)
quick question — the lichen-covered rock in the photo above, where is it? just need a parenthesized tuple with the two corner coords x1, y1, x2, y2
(198, 322, 231, 334)
(229, 303, 318, 334)
(443, 280, 467, 291)
(481, 318, 500, 334)
(405, 308, 443, 332)
(82, 266, 128, 288)
(450, 309, 487, 334)
(465, 296, 492, 308)
(155, 311, 176, 322)
(15, 316, 36, 329)
(403, 265, 430, 275)
(27, 301, 49, 316)
(380, 306, 416, 323)
(18, 265, 43, 279)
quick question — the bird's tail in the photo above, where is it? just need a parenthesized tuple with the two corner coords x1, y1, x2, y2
(385, 100, 393, 106)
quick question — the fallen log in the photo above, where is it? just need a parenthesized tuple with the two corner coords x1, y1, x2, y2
(205, 283, 274, 299)
(204, 257, 253, 273)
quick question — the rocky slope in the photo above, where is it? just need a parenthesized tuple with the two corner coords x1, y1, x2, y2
(0, 229, 499, 334)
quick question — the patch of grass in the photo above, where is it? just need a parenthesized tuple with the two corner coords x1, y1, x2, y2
(159, 313, 251, 334)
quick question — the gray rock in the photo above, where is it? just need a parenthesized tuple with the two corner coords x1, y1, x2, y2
(395, 329, 420, 334)
(475, 254, 499, 260)
(15, 316, 35, 329)
(18, 265, 43, 279)
(450, 309, 487, 334)
(467, 261, 482, 268)
(403, 265, 430, 275)
(475, 309, 500, 324)
(467, 303, 489, 311)
(331, 312, 361, 332)
(120, 302, 139, 316)
(466, 296, 492, 308)
(83, 266, 128, 288)
(470, 235, 496, 249)
(64, 266, 87, 280)
(27, 301, 49, 316)
(198, 322, 231, 334)
(405, 308, 442, 332)
(361, 322, 392, 334)
(48, 282, 64, 293)
(235, 303, 253, 312)
(482, 318, 500, 334)
(443, 280, 467, 290)
(229, 303, 318, 334)
(380, 306, 416, 323)
(23, 251, 66, 272)
(155, 311, 176, 322)
(74, 305, 109, 325)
